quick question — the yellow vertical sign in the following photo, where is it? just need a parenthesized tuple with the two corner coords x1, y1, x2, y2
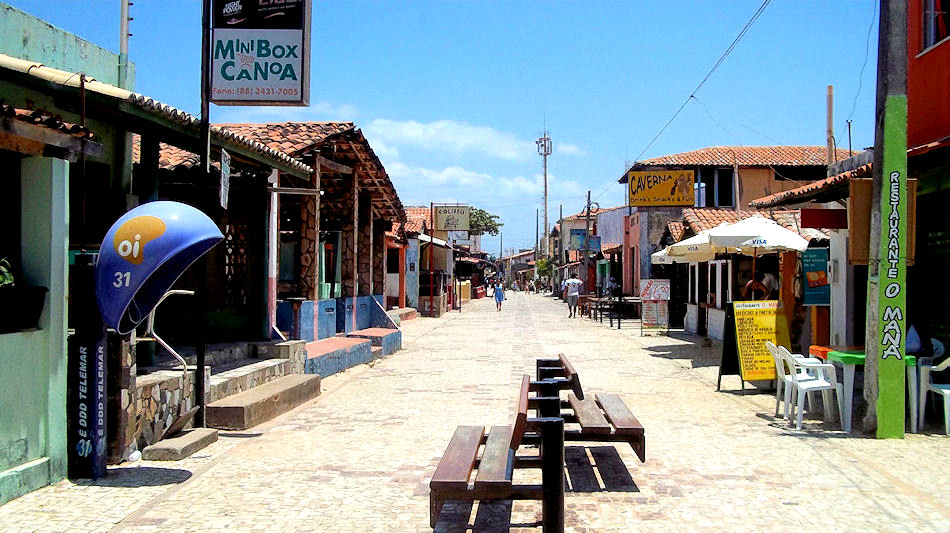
(732, 301, 790, 381)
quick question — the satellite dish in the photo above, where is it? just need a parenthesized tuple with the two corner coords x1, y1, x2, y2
(95, 201, 223, 334)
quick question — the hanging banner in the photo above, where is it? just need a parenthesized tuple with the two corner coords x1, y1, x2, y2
(802, 248, 830, 306)
(627, 170, 695, 206)
(220, 148, 231, 209)
(434, 206, 470, 231)
(211, 0, 311, 106)
(731, 300, 790, 382)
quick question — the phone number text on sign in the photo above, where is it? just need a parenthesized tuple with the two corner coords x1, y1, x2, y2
(211, 29, 304, 103)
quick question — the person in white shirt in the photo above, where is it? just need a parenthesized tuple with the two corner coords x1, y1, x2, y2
(563, 273, 583, 318)
(761, 272, 779, 299)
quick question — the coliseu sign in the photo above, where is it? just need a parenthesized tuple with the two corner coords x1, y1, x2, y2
(211, 0, 311, 106)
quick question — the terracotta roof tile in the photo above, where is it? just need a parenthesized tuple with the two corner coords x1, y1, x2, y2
(562, 205, 627, 221)
(2, 103, 96, 140)
(681, 207, 828, 241)
(217, 122, 353, 157)
(601, 242, 622, 254)
(403, 206, 431, 234)
(749, 164, 871, 209)
(130, 134, 215, 171)
(642, 146, 851, 167)
(618, 146, 854, 182)
(667, 221, 686, 242)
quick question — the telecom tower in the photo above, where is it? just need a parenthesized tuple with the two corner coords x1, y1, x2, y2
(536, 130, 552, 257)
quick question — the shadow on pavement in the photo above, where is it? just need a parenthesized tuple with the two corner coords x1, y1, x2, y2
(565, 446, 639, 493)
(73, 466, 192, 488)
(641, 331, 722, 369)
(435, 446, 638, 531)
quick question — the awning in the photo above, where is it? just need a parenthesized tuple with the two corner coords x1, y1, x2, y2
(0, 53, 313, 178)
(418, 233, 452, 249)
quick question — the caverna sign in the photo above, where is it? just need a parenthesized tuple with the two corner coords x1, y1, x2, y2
(211, 0, 311, 106)
(627, 170, 695, 207)
(434, 206, 470, 231)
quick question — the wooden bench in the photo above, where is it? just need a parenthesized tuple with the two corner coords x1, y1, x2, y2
(429, 375, 565, 531)
(535, 353, 646, 463)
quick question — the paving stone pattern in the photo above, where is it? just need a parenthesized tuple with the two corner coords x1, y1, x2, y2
(2, 292, 949, 531)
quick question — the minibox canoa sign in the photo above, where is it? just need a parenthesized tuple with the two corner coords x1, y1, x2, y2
(211, 0, 311, 106)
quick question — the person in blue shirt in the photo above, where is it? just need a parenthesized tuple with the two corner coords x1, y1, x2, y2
(494, 280, 505, 311)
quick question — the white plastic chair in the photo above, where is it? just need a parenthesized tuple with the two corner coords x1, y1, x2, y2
(767, 343, 821, 420)
(765, 342, 789, 418)
(782, 349, 844, 430)
(918, 338, 950, 435)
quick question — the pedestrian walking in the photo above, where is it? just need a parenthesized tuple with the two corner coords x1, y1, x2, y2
(493, 280, 505, 311)
(564, 271, 583, 318)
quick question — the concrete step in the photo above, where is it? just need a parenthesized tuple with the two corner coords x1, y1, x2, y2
(207, 358, 291, 403)
(347, 327, 402, 356)
(304, 337, 372, 377)
(142, 428, 218, 461)
(205, 374, 321, 430)
(389, 307, 417, 322)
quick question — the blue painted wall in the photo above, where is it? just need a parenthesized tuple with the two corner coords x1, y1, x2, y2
(405, 239, 420, 309)
(335, 295, 377, 333)
(275, 300, 315, 341)
(304, 340, 372, 377)
(315, 299, 337, 339)
(349, 329, 402, 356)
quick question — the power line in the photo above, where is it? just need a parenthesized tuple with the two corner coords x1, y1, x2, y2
(593, 0, 772, 202)
(692, 96, 786, 146)
(844, 0, 878, 134)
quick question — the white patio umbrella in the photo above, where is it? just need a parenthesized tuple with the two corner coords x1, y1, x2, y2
(651, 245, 715, 264)
(706, 217, 809, 254)
(706, 217, 810, 283)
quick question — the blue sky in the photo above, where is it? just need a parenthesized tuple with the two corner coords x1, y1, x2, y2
(10, 1, 880, 254)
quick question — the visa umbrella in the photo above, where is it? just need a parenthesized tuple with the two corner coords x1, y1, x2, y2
(706, 217, 809, 293)
(651, 245, 716, 264)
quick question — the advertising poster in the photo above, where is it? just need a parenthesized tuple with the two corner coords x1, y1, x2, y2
(569, 229, 601, 252)
(211, 0, 311, 105)
(802, 248, 830, 306)
(434, 206, 470, 231)
(639, 279, 671, 300)
(641, 300, 668, 329)
(627, 170, 695, 206)
(731, 300, 790, 382)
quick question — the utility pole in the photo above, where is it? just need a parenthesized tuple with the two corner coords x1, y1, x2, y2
(558, 204, 563, 265)
(537, 130, 552, 257)
(864, 0, 908, 438)
(535, 208, 539, 256)
(827, 85, 836, 165)
(584, 191, 592, 290)
(118, 0, 132, 89)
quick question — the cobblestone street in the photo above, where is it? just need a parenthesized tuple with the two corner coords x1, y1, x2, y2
(2, 292, 949, 532)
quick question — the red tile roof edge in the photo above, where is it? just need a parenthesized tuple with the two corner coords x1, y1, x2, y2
(748, 164, 871, 209)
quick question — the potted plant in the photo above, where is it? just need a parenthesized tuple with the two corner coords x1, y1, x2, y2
(0, 258, 48, 334)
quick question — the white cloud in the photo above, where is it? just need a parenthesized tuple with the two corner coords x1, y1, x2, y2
(370, 139, 399, 159)
(365, 119, 534, 160)
(388, 163, 585, 204)
(558, 142, 587, 156)
(213, 101, 359, 123)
